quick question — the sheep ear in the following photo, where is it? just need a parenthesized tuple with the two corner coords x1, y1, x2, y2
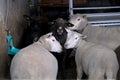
(82, 15, 87, 19)
(65, 28, 71, 32)
(49, 21, 56, 25)
(45, 35, 51, 42)
(51, 21, 55, 25)
(47, 32, 52, 38)
(81, 35, 87, 39)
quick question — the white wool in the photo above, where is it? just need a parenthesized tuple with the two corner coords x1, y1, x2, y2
(82, 25, 120, 50)
(68, 13, 120, 50)
(10, 32, 62, 80)
(64, 30, 119, 80)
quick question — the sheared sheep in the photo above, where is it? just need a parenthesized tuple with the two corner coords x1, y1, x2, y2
(10, 32, 62, 80)
(64, 29, 119, 80)
(68, 14, 120, 80)
(68, 13, 120, 50)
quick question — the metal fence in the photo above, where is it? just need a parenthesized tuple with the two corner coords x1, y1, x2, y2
(69, 0, 120, 27)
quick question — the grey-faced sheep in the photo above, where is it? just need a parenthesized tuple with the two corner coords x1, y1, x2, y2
(10, 32, 62, 80)
(64, 29, 119, 80)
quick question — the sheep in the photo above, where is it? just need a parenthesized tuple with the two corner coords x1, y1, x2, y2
(51, 18, 73, 46)
(68, 14, 120, 80)
(22, 15, 50, 48)
(64, 29, 119, 80)
(21, 15, 42, 47)
(68, 14, 88, 33)
(68, 13, 120, 50)
(50, 18, 74, 79)
(10, 32, 62, 80)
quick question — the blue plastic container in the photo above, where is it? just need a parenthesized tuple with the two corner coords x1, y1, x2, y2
(6, 35, 20, 55)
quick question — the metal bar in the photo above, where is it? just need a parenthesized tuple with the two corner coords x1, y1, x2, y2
(68, 0, 120, 15)
(83, 12, 120, 17)
(68, 0, 120, 27)
(90, 23, 120, 27)
(89, 20, 120, 24)
(69, 0, 73, 16)
(73, 6, 120, 10)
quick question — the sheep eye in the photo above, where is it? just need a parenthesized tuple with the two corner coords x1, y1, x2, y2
(77, 18, 80, 21)
(47, 35, 51, 38)
(75, 37, 78, 40)
(52, 39, 55, 42)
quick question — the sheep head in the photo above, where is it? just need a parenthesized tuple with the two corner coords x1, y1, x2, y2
(68, 14, 88, 32)
(38, 32, 62, 53)
(64, 29, 87, 49)
(50, 18, 74, 46)
(50, 18, 74, 35)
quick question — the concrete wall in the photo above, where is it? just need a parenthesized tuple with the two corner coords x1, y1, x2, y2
(0, 0, 29, 79)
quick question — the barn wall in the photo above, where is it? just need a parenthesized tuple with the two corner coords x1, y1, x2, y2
(0, 0, 29, 78)
(40, 0, 87, 5)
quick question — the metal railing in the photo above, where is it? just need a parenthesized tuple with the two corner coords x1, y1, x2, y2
(69, 0, 120, 26)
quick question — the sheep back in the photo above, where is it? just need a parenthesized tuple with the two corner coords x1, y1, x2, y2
(75, 41, 119, 79)
(10, 42, 58, 80)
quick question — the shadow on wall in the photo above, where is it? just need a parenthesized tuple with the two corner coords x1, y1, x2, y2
(0, 0, 29, 79)
(0, 20, 10, 79)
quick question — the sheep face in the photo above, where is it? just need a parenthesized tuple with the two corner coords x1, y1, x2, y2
(64, 29, 81, 49)
(68, 14, 88, 31)
(64, 29, 87, 49)
(51, 18, 73, 35)
(47, 33, 62, 53)
(39, 32, 62, 53)
(51, 18, 73, 46)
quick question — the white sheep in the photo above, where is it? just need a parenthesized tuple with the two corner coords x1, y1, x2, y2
(64, 29, 119, 80)
(10, 32, 62, 80)
(68, 13, 120, 50)
(68, 13, 120, 80)
(68, 13, 88, 32)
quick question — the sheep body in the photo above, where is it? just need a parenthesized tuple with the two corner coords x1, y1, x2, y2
(82, 25, 120, 50)
(64, 29, 119, 80)
(76, 41, 119, 80)
(10, 33, 62, 80)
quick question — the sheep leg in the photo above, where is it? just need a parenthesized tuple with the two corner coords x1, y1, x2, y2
(117, 70, 120, 80)
(114, 46, 120, 80)
(76, 63, 83, 80)
(61, 49, 70, 79)
(106, 69, 116, 80)
(88, 70, 104, 80)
